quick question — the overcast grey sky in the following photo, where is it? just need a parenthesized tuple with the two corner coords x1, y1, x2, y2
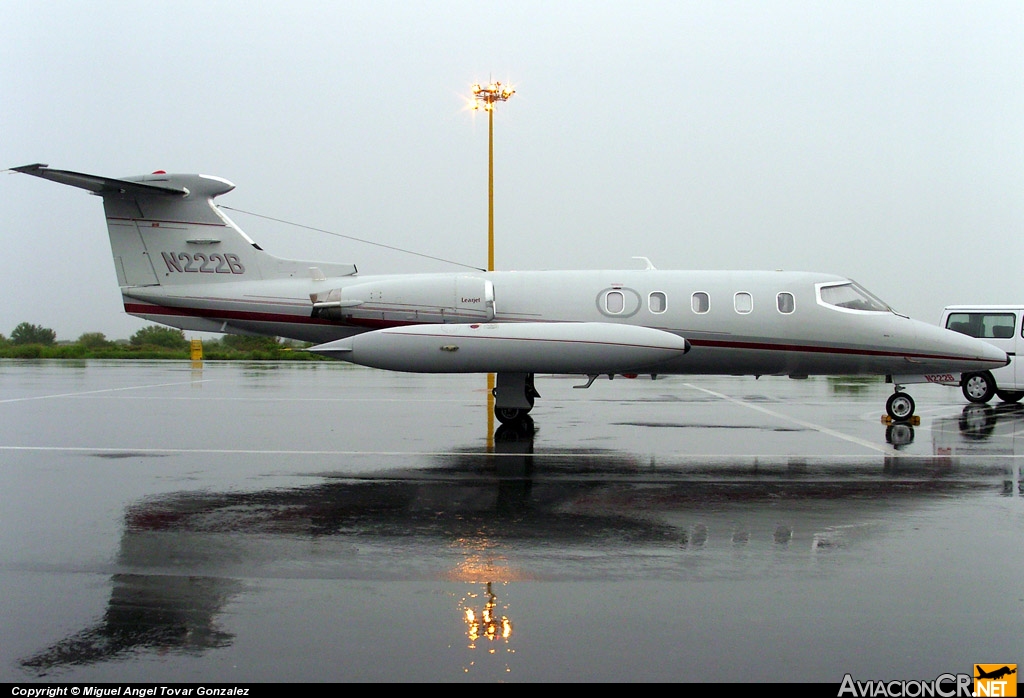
(2, 1, 1022, 340)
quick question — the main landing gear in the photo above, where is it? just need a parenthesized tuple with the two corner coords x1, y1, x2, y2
(493, 372, 539, 424)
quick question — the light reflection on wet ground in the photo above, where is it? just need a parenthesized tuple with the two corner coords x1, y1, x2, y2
(1, 360, 1021, 682)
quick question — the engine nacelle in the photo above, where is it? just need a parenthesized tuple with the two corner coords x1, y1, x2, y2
(311, 275, 494, 326)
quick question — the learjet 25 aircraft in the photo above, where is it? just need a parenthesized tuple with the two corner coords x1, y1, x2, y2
(13, 164, 1008, 424)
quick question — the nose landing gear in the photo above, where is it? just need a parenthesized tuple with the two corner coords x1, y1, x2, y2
(885, 391, 916, 422)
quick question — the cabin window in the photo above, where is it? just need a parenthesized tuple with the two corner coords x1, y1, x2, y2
(605, 290, 625, 314)
(691, 292, 710, 314)
(946, 312, 1016, 339)
(734, 292, 753, 314)
(649, 292, 667, 314)
(777, 292, 795, 314)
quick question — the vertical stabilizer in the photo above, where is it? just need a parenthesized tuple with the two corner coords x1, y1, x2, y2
(12, 164, 356, 288)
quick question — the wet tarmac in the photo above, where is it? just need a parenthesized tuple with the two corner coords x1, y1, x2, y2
(1, 360, 1021, 682)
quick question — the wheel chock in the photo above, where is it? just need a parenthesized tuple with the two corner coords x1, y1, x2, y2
(881, 415, 920, 426)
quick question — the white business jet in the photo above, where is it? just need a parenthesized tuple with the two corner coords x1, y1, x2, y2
(13, 164, 1007, 424)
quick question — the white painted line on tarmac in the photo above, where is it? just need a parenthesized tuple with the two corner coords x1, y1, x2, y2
(0, 380, 216, 404)
(683, 382, 891, 454)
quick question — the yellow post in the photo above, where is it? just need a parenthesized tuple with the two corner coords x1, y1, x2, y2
(190, 338, 204, 377)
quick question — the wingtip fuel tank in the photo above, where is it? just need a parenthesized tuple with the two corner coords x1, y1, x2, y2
(309, 322, 690, 374)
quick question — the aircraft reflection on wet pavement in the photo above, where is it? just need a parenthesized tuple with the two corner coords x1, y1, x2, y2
(20, 425, 1018, 675)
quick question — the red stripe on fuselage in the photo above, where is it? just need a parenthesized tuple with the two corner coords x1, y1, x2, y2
(124, 302, 343, 327)
(685, 338, 967, 362)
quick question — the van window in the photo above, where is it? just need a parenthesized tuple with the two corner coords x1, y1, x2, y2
(649, 292, 667, 314)
(777, 292, 795, 314)
(734, 292, 752, 314)
(946, 312, 1016, 339)
(691, 292, 710, 314)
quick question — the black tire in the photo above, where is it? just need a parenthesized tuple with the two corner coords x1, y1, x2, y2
(494, 406, 529, 424)
(886, 392, 916, 422)
(962, 372, 996, 404)
(995, 389, 1024, 403)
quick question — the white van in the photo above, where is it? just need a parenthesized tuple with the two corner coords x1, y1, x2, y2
(941, 305, 1024, 404)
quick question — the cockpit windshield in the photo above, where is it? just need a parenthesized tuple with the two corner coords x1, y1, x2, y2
(817, 281, 893, 313)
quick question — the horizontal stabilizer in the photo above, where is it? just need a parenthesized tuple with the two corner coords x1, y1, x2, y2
(309, 322, 689, 373)
(12, 163, 188, 197)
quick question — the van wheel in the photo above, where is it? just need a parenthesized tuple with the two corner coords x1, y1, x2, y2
(962, 372, 996, 403)
(996, 390, 1024, 403)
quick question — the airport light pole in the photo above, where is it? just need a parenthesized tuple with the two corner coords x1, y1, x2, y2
(471, 81, 515, 272)
(471, 80, 514, 445)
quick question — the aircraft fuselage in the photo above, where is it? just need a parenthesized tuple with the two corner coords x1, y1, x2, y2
(123, 269, 1005, 380)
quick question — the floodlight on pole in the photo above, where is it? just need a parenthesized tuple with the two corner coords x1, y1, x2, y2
(471, 81, 515, 272)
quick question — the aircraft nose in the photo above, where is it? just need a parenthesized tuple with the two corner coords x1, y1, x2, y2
(913, 320, 1009, 372)
(948, 327, 1009, 367)
(990, 344, 1011, 367)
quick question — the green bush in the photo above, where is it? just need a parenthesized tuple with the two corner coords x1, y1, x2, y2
(77, 332, 112, 349)
(0, 324, 328, 361)
(11, 322, 56, 346)
(130, 325, 188, 349)
(8, 344, 43, 358)
(221, 334, 282, 351)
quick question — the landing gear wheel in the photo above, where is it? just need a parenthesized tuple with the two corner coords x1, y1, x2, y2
(492, 372, 537, 425)
(995, 390, 1024, 403)
(962, 372, 996, 404)
(886, 392, 916, 422)
(494, 406, 530, 424)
